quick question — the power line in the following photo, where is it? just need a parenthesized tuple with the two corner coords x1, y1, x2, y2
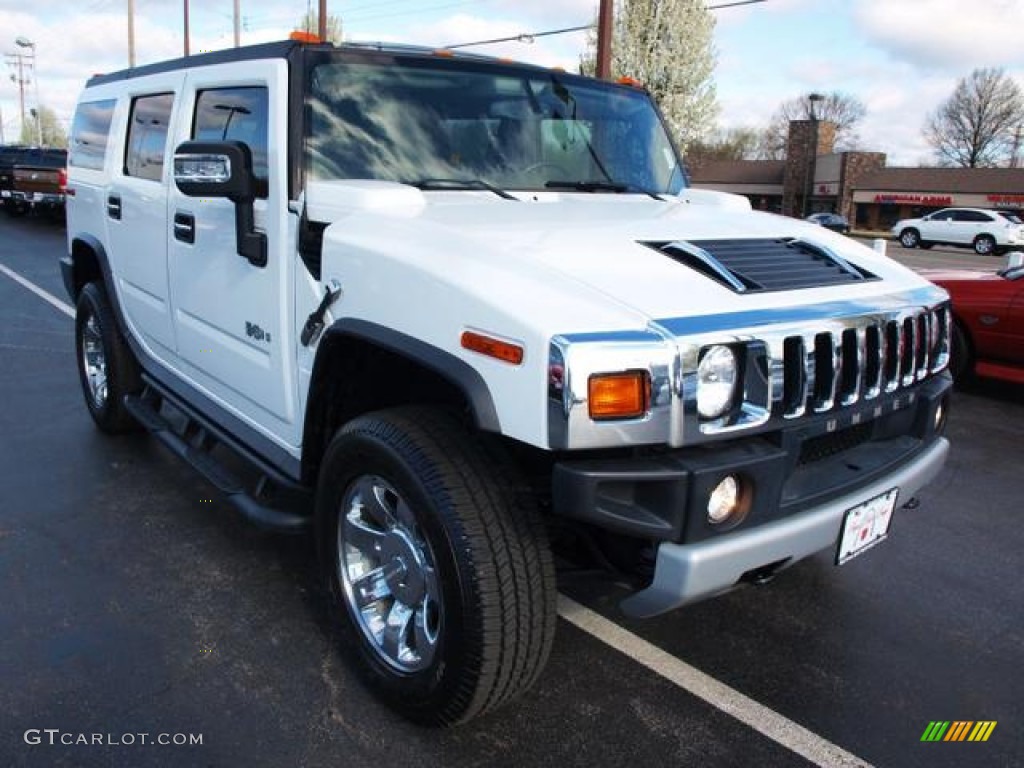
(445, 0, 769, 50)
(446, 23, 591, 50)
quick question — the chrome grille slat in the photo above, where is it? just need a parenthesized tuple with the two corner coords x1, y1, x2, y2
(774, 307, 946, 420)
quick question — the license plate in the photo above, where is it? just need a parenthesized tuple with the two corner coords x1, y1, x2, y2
(836, 488, 898, 565)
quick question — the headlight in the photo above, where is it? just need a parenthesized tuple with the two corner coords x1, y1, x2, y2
(697, 345, 738, 419)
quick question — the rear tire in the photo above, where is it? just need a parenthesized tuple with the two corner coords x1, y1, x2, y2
(316, 407, 556, 726)
(899, 228, 920, 248)
(75, 282, 142, 433)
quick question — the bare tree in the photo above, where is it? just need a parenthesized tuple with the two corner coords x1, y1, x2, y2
(298, 10, 344, 44)
(581, 0, 718, 153)
(925, 68, 1024, 168)
(758, 91, 866, 160)
(686, 126, 760, 170)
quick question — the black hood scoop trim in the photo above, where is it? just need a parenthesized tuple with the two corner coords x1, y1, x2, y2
(646, 238, 878, 293)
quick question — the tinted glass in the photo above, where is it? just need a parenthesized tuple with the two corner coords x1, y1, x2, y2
(69, 99, 116, 171)
(125, 93, 174, 181)
(930, 210, 955, 221)
(997, 211, 1022, 224)
(306, 58, 685, 194)
(193, 86, 269, 194)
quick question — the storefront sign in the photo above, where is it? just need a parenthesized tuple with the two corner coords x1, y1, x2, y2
(987, 194, 1024, 205)
(874, 193, 953, 205)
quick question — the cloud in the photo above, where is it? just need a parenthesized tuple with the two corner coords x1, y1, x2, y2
(853, 0, 1024, 71)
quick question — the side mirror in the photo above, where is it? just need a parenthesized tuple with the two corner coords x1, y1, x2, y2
(1006, 251, 1024, 270)
(173, 140, 266, 267)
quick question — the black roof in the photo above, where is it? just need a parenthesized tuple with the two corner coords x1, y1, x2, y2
(87, 40, 303, 87)
(85, 38, 557, 89)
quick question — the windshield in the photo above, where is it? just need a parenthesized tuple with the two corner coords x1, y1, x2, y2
(997, 211, 1022, 224)
(305, 55, 685, 195)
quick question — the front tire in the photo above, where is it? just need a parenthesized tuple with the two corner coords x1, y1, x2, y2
(316, 407, 556, 725)
(75, 282, 142, 433)
(973, 235, 996, 256)
(950, 320, 973, 383)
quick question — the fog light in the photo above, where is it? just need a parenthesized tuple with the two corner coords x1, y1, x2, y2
(707, 475, 741, 525)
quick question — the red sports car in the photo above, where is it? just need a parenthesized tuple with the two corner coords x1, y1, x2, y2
(923, 258, 1024, 384)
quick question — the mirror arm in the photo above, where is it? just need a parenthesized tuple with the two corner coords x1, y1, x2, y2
(233, 199, 267, 267)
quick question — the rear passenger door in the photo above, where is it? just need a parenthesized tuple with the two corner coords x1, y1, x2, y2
(920, 209, 955, 243)
(167, 60, 299, 447)
(105, 78, 182, 358)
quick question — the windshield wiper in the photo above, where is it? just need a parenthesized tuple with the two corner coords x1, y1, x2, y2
(544, 180, 662, 200)
(408, 178, 517, 200)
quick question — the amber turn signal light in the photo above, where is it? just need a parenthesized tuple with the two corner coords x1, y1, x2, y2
(588, 371, 650, 420)
(461, 331, 524, 365)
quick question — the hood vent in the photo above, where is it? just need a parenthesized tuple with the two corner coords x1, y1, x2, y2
(648, 238, 877, 293)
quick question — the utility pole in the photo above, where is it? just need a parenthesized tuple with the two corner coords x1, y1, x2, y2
(596, 0, 613, 80)
(318, 0, 327, 41)
(128, 0, 136, 67)
(4, 51, 30, 141)
(233, 0, 241, 47)
(184, 0, 191, 56)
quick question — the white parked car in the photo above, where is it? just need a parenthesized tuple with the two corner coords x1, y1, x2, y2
(63, 38, 952, 725)
(892, 207, 1024, 255)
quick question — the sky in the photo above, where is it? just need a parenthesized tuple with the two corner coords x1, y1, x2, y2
(1, 0, 1023, 166)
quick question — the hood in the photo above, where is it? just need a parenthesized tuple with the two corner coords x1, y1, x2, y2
(309, 181, 934, 323)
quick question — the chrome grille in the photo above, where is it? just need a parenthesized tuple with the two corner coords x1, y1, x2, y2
(776, 307, 950, 420)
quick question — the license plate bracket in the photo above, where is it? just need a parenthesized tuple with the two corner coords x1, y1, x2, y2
(836, 487, 899, 565)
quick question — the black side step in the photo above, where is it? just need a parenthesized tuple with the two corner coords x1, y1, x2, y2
(124, 387, 312, 533)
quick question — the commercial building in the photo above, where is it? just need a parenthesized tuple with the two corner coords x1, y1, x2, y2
(690, 120, 1024, 231)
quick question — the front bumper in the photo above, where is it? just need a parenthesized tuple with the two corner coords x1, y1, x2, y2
(552, 374, 952, 617)
(620, 436, 948, 617)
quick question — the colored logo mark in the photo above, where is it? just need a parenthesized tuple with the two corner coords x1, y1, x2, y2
(921, 721, 997, 742)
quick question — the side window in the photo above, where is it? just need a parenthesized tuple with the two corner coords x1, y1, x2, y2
(125, 93, 174, 182)
(192, 86, 268, 197)
(69, 99, 116, 171)
(931, 210, 955, 221)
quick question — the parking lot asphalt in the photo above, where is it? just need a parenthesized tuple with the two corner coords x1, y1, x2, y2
(1, 215, 1021, 768)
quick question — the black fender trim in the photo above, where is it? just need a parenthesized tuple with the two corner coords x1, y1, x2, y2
(313, 318, 502, 433)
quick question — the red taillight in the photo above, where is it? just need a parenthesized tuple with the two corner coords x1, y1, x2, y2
(58, 168, 67, 191)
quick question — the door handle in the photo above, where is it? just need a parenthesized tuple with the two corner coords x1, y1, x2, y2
(107, 195, 122, 220)
(174, 212, 196, 244)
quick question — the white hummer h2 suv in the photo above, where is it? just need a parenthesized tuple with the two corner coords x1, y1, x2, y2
(64, 39, 952, 725)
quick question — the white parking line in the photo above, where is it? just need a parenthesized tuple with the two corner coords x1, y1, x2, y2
(0, 262, 75, 318)
(558, 596, 873, 768)
(1, 260, 873, 768)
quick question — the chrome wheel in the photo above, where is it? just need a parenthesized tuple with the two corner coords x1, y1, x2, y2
(337, 475, 442, 673)
(974, 235, 995, 255)
(80, 315, 108, 409)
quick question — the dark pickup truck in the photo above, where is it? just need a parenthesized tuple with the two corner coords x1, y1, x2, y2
(0, 146, 67, 216)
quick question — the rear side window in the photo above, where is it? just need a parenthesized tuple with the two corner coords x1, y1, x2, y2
(69, 99, 116, 171)
(192, 87, 268, 196)
(125, 93, 174, 182)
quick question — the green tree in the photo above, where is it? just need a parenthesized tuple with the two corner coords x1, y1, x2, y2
(298, 10, 344, 44)
(925, 68, 1024, 168)
(581, 0, 718, 154)
(758, 91, 866, 160)
(20, 105, 67, 148)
